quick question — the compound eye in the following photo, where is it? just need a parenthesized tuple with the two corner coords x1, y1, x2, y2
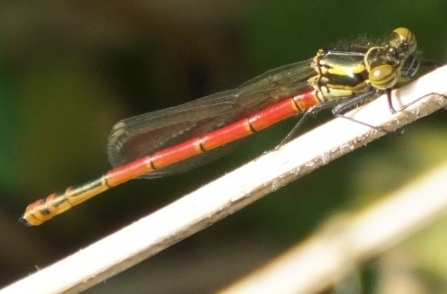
(390, 27, 417, 53)
(369, 63, 399, 90)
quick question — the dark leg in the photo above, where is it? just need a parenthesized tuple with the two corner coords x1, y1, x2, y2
(278, 90, 380, 148)
(387, 88, 397, 114)
(331, 90, 389, 133)
(388, 91, 446, 114)
(277, 100, 342, 147)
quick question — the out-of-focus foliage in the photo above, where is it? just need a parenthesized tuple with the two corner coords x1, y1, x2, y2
(0, 1, 446, 293)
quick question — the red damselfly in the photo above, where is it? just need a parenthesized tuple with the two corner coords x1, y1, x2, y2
(21, 27, 420, 226)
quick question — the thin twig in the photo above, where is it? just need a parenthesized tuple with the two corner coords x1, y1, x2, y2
(218, 159, 447, 294)
(2, 64, 447, 294)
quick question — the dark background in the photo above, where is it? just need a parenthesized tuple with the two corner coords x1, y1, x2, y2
(1, 1, 447, 293)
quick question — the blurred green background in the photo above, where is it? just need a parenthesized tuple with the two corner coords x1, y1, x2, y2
(1, 1, 447, 293)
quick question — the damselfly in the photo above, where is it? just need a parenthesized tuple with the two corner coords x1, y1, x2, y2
(21, 27, 421, 226)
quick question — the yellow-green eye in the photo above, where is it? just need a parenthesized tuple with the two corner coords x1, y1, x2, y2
(389, 27, 417, 53)
(369, 64, 399, 90)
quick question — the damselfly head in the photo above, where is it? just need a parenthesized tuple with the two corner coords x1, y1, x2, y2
(366, 28, 419, 90)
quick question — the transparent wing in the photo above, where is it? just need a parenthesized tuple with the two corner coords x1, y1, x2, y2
(107, 58, 316, 178)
